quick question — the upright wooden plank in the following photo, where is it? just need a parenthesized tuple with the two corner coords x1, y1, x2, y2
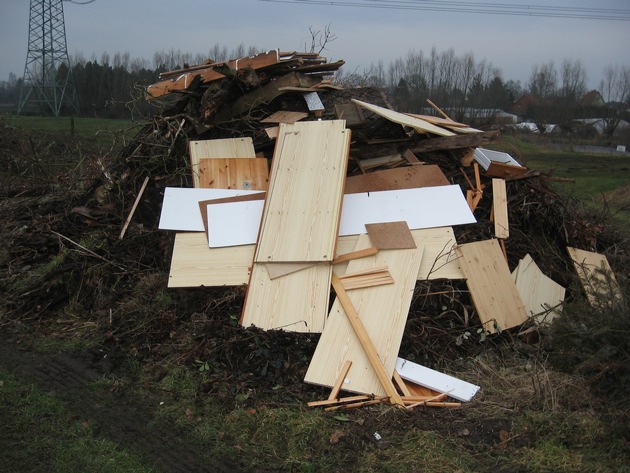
(197, 158, 269, 190)
(456, 239, 528, 333)
(168, 232, 253, 287)
(512, 254, 565, 324)
(352, 99, 456, 137)
(492, 178, 509, 239)
(240, 262, 331, 333)
(189, 138, 256, 188)
(344, 165, 449, 194)
(255, 120, 350, 262)
(304, 234, 424, 396)
(567, 247, 623, 306)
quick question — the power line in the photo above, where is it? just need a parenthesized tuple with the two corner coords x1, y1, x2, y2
(259, 0, 630, 21)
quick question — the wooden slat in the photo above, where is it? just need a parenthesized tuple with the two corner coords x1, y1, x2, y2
(339, 270, 394, 291)
(456, 239, 528, 333)
(255, 120, 350, 262)
(352, 99, 456, 137)
(240, 262, 331, 333)
(189, 138, 256, 188)
(328, 361, 353, 400)
(305, 235, 424, 397)
(197, 158, 269, 190)
(344, 165, 449, 194)
(332, 247, 378, 265)
(492, 178, 509, 239)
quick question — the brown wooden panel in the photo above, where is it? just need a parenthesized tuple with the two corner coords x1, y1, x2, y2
(365, 221, 417, 250)
(344, 165, 449, 194)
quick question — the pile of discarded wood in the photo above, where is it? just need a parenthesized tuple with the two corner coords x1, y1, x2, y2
(139, 50, 622, 411)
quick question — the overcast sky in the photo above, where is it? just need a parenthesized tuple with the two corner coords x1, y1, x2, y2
(1, 0, 628, 90)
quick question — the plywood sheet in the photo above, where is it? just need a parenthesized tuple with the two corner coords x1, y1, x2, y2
(168, 232, 254, 287)
(456, 239, 528, 333)
(255, 120, 350, 263)
(240, 262, 331, 333)
(512, 254, 565, 324)
(492, 178, 509, 239)
(365, 221, 416, 250)
(189, 138, 256, 188)
(344, 165, 449, 194)
(260, 111, 308, 124)
(197, 158, 269, 190)
(352, 99, 456, 137)
(567, 247, 622, 306)
(304, 234, 424, 396)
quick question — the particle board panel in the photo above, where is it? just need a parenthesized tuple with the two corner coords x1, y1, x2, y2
(197, 158, 269, 190)
(567, 247, 623, 306)
(344, 165, 449, 194)
(168, 232, 254, 287)
(456, 239, 528, 333)
(304, 234, 424, 396)
(255, 120, 350, 263)
(492, 178, 509, 239)
(512, 254, 565, 324)
(189, 138, 256, 188)
(365, 221, 417, 250)
(352, 99, 456, 137)
(240, 261, 332, 333)
(395, 358, 480, 402)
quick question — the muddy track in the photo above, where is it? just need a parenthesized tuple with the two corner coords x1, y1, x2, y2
(0, 337, 239, 473)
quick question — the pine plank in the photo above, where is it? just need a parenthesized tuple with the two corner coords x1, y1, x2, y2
(492, 178, 509, 239)
(168, 232, 253, 287)
(255, 120, 350, 262)
(567, 247, 623, 307)
(260, 111, 308, 124)
(352, 99, 456, 137)
(512, 254, 565, 324)
(240, 261, 331, 333)
(197, 158, 269, 190)
(456, 239, 528, 333)
(304, 235, 424, 396)
(189, 138, 256, 188)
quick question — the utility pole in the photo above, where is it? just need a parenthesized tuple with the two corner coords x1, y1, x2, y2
(18, 0, 80, 116)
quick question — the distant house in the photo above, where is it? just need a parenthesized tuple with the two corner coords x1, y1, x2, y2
(580, 90, 605, 108)
(511, 93, 538, 116)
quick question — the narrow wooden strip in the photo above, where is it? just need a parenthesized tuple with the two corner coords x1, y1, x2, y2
(340, 273, 394, 291)
(331, 273, 405, 406)
(119, 176, 149, 240)
(338, 265, 390, 279)
(325, 399, 386, 411)
(332, 247, 378, 265)
(392, 370, 412, 397)
(492, 178, 509, 239)
(307, 395, 374, 408)
(327, 361, 353, 401)
(265, 262, 315, 280)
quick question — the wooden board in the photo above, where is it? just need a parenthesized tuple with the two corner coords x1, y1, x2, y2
(365, 221, 417, 250)
(304, 234, 424, 396)
(240, 262, 331, 333)
(260, 111, 308, 124)
(512, 254, 565, 324)
(492, 178, 509, 239)
(567, 247, 623, 307)
(352, 99, 456, 137)
(395, 358, 480, 402)
(456, 239, 528, 333)
(255, 120, 350, 263)
(197, 158, 269, 190)
(344, 165, 449, 194)
(189, 138, 256, 188)
(168, 232, 253, 287)
(265, 262, 315, 280)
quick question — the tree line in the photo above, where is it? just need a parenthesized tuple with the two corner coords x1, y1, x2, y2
(1, 45, 628, 137)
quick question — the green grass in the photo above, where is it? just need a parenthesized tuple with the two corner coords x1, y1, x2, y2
(0, 369, 154, 473)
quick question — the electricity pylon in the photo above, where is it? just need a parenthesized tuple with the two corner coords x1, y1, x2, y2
(17, 0, 80, 116)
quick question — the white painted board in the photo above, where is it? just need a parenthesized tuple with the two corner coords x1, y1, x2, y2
(474, 147, 522, 170)
(395, 357, 480, 402)
(158, 187, 264, 231)
(206, 199, 265, 247)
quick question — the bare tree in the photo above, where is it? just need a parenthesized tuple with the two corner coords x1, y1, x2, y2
(600, 64, 630, 138)
(306, 24, 337, 54)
